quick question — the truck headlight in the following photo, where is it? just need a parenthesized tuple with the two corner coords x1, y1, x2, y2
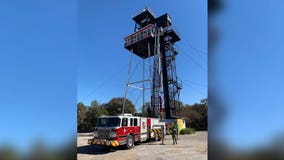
(110, 132, 116, 138)
(110, 129, 117, 138)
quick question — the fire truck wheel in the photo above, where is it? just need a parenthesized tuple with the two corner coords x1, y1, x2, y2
(126, 135, 134, 149)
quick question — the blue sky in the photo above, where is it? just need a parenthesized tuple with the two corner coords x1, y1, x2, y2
(77, 0, 208, 111)
(213, 0, 284, 150)
(0, 0, 207, 152)
(0, 0, 76, 152)
(1, 0, 283, 154)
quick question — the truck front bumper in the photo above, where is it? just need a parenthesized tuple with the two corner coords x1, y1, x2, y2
(87, 138, 120, 147)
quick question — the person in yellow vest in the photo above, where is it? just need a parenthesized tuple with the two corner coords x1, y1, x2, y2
(171, 120, 178, 144)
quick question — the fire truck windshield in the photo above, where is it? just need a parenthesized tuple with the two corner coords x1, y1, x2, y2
(96, 117, 121, 127)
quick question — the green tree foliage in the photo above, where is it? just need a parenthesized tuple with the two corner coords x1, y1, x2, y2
(200, 98, 208, 105)
(77, 101, 109, 132)
(99, 103, 109, 115)
(180, 128, 195, 135)
(139, 102, 150, 117)
(106, 97, 136, 116)
(180, 99, 208, 131)
(85, 100, 109, 130)
(77, 102, 87, 131)
(0, 147, 20, 160)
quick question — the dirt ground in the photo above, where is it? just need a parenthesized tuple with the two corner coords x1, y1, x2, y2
(77, 131, 207, 160)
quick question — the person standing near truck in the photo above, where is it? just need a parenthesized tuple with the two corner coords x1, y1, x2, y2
(176, 121, 179, 140)
(171, 120, 178, 144)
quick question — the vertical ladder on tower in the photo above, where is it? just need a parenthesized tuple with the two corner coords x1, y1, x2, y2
(151, 28, 161, 118)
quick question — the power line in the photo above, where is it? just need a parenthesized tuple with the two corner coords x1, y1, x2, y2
(177, 43, 207, 62)
(183, 79, 207, 87)
(171, 24, 207, 55)
(179, 48, 207, 71)
(80, 63, 128, 102)
(185, 83, 207, 97)
(181, 38, 207, 55)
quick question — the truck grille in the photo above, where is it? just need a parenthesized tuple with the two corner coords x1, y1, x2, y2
(98, 130, 111, 139)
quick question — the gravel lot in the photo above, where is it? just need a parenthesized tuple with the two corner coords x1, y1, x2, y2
(77, 131, 207, 160)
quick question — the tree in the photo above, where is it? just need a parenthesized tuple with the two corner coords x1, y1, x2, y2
(190, 102, 207, 130)
(179, 99, 208, 131)
(85, 100, 109, 130)
(84, 106, 99, 130)
(91, 100, 99, 108)
(77, 102, 87, 131)
(140, 102, 150, 117)
(201, 98, 208, 105)
(99, 103, 109, 116)
(106, 97, 136, 116)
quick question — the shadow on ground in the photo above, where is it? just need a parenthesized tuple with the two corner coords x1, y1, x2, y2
(77, 145, 111, 155)
(77, 141, 165, 155)
(77, 145, 130, 155)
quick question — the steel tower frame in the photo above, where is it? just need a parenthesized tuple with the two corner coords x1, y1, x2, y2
(123, 8, 182, 119)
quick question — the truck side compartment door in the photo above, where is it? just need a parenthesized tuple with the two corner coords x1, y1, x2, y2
(140, 117, 147, 142)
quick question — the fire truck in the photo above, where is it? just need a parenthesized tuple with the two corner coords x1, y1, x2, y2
(87, 113, 166, 149)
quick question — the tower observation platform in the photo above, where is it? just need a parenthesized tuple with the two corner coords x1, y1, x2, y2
(124, 8, 180, 59)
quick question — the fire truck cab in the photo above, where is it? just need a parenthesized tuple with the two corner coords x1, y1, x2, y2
(87, 113, 165, 149)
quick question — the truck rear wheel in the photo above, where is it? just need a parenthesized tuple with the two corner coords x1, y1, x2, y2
(126, 135, 134, 149)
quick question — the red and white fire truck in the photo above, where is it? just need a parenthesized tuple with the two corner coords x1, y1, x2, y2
(87, 113, 166, 149)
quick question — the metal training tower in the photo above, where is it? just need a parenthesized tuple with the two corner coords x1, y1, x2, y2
(123, 8, 182, 119)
